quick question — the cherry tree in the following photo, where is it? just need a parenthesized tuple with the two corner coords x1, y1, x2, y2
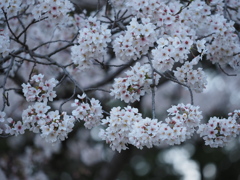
(1, 0, 240, 179)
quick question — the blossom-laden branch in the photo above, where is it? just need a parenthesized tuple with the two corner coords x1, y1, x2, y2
(0, 0, 240, 160)
(1, 0, 240, 179)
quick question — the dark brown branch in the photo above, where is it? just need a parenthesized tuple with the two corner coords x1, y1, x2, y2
(86, 59, 135, 89)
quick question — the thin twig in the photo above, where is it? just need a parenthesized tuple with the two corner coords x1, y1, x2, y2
(147, 56, 156, 119)
(1, 56, 15, 111)
(153, 68, 194, 105)
(218, 64, 237, 76)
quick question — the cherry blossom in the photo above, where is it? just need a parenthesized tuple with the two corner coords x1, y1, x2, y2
(71, 17, 111, 71)
(22, 74, 58, 103)
(0, 0, 240, 154)
(99, 106, 143, 152)
(197, 116, 240, 148)
(113, 18, 157, 61)
(110, 62, 160, 103)
(71, 94, 103, 129)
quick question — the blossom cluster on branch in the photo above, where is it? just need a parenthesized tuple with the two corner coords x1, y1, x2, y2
(71, 93, 103, 129)
(110, 62, 160, 103)
(71, 17, 111, 71)
(1, 0, 240, 158)
(99, 103, 203, 152)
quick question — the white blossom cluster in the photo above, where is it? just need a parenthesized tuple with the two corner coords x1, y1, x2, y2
(113, 18, 157, 61)
(173, 58, 207, 93)
(203, 14, 240, 65)
(99, 106, 142, 152)
(166, 103, 203, 139)
(99, 104, 202, 152)
(129, 117, 162, 149)
(0, 0, 74, 26)
(152, 35, 194, 72)
(197, 116, 240, 148)
(0, 108, 75, 142)
(178, 0, 212, 35)
(71, 94, 103, 129)
(0, 111, 25, 136)
(21, 74, 75, 143)
(22, 105, 75, 143)
(125, 0, 181, 26)
(0, 0, 31, 18)
(22, 74, 58, 102)
(1, 0, 240, 155)
(31, 0, 74, 21)
(228, 109, 240, 122)
(129, 104, 202, 149)
(206, 29, 240, 65)
(178, 0, 240, 66)
(110, 62, 160, 103)
(71, 17, 111, 71)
